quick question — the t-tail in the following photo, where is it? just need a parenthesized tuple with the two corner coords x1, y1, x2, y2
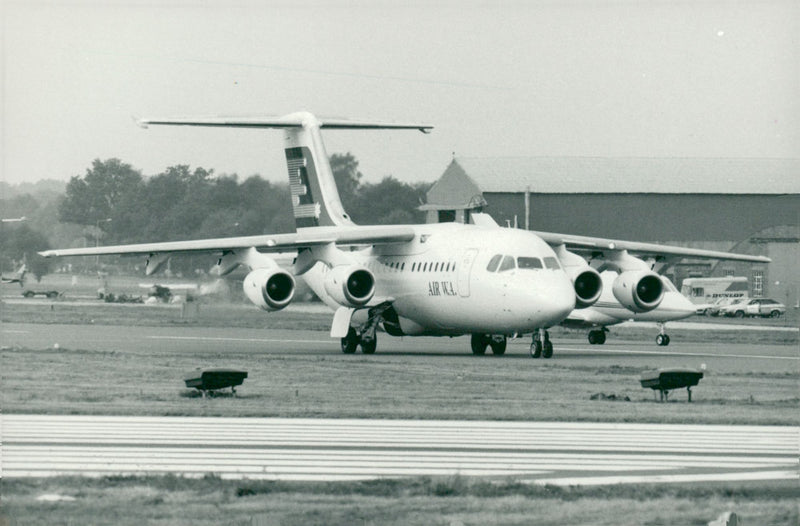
(137, 111, 432, 230)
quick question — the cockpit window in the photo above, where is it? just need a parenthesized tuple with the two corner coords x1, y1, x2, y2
(486, 254, 502, 272)
(517, 257, 543, 269)
(543, 257, 561, 270)
(498, 255, 516, 272)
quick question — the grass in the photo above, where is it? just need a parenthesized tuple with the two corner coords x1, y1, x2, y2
(2, 340, 798, 424)
(2, 475, 798, 526)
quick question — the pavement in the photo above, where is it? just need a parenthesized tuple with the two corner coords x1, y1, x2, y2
(3, 414, 798, 485)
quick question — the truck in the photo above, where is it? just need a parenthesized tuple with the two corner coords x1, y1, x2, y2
(680, 277, 748, 315)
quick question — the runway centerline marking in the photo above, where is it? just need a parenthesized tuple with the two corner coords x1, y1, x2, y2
(553, 346, 799, 361)
(146, 335, 336, 345)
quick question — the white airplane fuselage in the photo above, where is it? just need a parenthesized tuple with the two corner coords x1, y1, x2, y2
(303, 222, 576, 336)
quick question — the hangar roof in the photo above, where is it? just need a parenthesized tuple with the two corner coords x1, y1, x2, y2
(452, 157, 800, 194)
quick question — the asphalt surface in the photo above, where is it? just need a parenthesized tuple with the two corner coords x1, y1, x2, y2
(2, 321, 797, 373)
(3, 414, 798, 485)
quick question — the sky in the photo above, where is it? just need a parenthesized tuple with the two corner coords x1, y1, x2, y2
(2, 0, 798, 188)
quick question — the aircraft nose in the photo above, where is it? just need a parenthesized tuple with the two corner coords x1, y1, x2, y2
(528, 273, 575, 326)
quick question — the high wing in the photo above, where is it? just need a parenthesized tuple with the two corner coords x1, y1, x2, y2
(39, 225, 415, 258)
(532, 231, 770, 264)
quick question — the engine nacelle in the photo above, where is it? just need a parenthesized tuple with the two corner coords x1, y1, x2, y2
(324, 265, 375, 307)
(612, 270, 664, 313)
(243, 268, 296, 311)
(565, 266, 603, 309)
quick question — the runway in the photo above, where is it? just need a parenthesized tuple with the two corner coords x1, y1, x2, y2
(3, 414, 798, 485)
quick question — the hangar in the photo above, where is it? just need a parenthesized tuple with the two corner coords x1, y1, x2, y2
(422, 157, 799, 307)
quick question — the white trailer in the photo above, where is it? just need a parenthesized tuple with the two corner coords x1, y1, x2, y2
(681, 276, 749, 315)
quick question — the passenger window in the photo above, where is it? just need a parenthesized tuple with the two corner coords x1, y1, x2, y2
(543, 257, 560, 269)
(517, 257, 543, 269)
(498, 255, 516, 272)
(486, 254, 502, 272)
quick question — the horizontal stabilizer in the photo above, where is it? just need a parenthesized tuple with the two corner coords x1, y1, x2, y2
(137, 112, 432, 133)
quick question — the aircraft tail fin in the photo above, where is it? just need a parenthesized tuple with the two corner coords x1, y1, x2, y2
(2, 263, 26, 286)
(138, 112, 432, 229)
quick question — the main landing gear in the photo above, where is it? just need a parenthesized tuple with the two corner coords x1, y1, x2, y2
(530, 329, 553, 359)
(340, 304, 391, 354)
(470, 334, 507, 355)
(341, 326, 376, 354)
(587, 329, 607, 345)
(655, 323, 671, 346)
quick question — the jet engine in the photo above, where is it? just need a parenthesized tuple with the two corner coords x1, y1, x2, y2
(243, 267, 296, 311)
(612, 270, 664, 313)
(324, 265, 375, 307)
(565, 266, 603, 309)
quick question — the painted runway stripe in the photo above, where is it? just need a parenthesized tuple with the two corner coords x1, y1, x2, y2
(146, 335, 335, 345)
(529, 470, 800, 486)
(3, 415, 797, 484)
(147, 334, 799, 360)
(553, 346, 799, 360)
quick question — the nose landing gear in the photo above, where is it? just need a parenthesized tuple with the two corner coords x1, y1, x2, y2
(530, 329, 553, 359)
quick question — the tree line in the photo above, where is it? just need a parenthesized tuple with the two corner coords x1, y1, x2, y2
(1, 154, 431, 279)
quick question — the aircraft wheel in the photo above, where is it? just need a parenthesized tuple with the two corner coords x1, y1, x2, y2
(360, 336, 377, 354)
(588, 330, 606, 345)
(341, 327, 358, 354)
(489, 336, 507, 356)
(530, 340, 542, 359)
(542, 340, 553, 359)
(471, 334, 488, 355)
(656, 334, 670, 346)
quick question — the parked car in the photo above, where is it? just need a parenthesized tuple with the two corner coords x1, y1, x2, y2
(717, 298, 748, 317)
(698, 297, 741, 316)
(721, 298, 786, 318)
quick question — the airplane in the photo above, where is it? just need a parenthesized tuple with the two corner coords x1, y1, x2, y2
(39, 111, 770, 358)
(1, 264, 27, 287)
(561, 272, 696, 346)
